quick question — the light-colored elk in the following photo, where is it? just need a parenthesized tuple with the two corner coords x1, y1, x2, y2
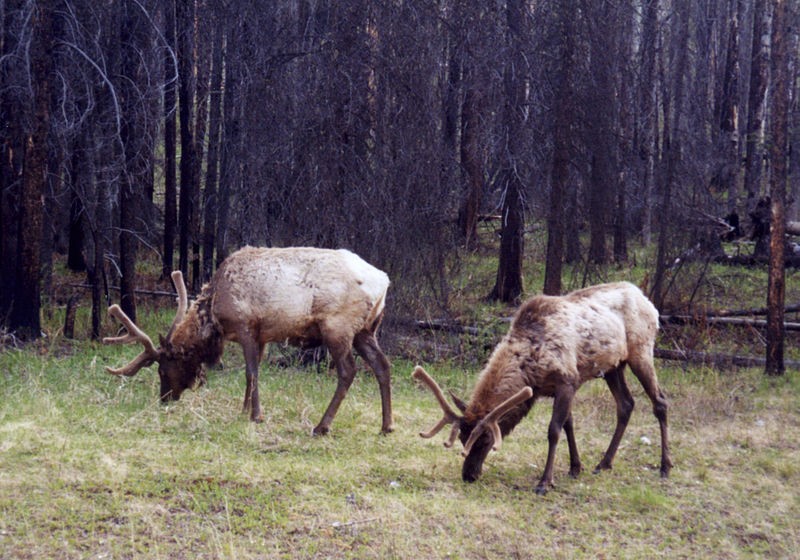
(414, 281, 671, 494)
(104, 246, 393, 435)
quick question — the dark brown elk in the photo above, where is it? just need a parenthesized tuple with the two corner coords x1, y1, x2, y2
(104, 246, 393, 435)
(413, 282, 672, 494)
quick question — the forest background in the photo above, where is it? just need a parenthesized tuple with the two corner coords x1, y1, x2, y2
(1, 0, 798, 372)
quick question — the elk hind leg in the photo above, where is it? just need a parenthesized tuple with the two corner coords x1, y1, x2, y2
(594, 364, 634, 473)
(354, 331, 393, 434)
(628, 354, 672, 477)
(241, 338, 265, 422)
(564, 411, 581, 478)
(313, 336, 357, 436)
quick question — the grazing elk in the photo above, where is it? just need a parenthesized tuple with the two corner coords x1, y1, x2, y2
(413, 282, 672, 494)
(104, 246, 393, 435)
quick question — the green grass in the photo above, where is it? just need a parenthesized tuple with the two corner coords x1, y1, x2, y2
(2, 329, 799, 559)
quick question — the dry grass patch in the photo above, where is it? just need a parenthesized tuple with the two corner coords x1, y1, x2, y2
(1, 336, 799, 559)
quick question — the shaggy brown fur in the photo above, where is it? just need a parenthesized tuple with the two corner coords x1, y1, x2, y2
(418, 282, 672, 493)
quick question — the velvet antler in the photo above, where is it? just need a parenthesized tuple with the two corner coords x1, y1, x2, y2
(412, 365, 463, 448)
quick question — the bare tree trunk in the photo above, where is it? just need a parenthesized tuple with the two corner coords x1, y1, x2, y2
(11, 0, 55, 339)
(0, 0, 25, 326)
(488, 0, 526, 303)
(718, 0, 740, 212)
(162, 0, 177, 278)
(191, 7, 210, 291)
(652, 0, 689, 311)
(637, 0, 659, 245)
(215, 19, 241, 268)
(743, 0, 769, 210)
(544, 0, 576, 296)
(119, 2, 145, 322)
(765, 0, 790, 376)
(614, 1, 635, 263)
(202, 20, 224, 281)
(585, 0, 618, 264)
(459, 84, 483, 251)
(177, 0, 197, 280)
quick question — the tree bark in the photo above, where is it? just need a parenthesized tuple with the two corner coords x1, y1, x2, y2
(202, 19, 224, 282)
(765, 0, 790, 376)
(162, 0, 177, 278)
(0, 0, 25, 326)
(177, 0, 197, 280)
(10, 0, 55, 339)
(544, 0, 576, 296)
(743, 0, 769, 209)
(651, 0, 689, 311)
(637, 0, 659, 246)
(459, 84, 483, 251)
(119, 2, 146, 322)
(488, 0, 525, 303)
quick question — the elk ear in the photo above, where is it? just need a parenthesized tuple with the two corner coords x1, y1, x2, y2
(449, 390, 468, 413)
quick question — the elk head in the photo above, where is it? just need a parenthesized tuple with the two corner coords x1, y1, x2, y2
(103, 271, 202, 402)
(412, 366, 533, 482)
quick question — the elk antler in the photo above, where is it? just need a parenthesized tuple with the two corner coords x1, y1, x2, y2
(169, 270, 188, 334)
(461, 386, 533, 457)
(103, 304, 159, 376)
(412, 366, 463, 448)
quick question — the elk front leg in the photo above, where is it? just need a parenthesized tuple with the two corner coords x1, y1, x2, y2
(241, 339, 265, 422)
(535, 386, 575, 495)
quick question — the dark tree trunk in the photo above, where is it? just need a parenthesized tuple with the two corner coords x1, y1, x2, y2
(459, 84, 483, 251)
(637, 0, 659, 245)
(442, 13, 462, 243)
(765, 0, 790, 376)
(191, 9, 210, 291)
(585, 0, 618, 265)
(162, 0, 177, 278)
(613, 2, 634, 264)
(743, 0, 768, 209)
(67, 186, 86, 272)
(488, 0, 526, 303)
(717, 0, 740, 211)
(215, 19, 242, 268)
(10, 0, 55, 339)
(177, 0, 197, 281)
(119, 2, 146, 322)
(652, 0, 689, 311)
(0, 0, 24, 326)
(544, 0, 576, 296)
(202, 20, 224, 281)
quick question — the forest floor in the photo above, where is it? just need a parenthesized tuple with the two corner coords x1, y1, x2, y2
(1, 342, 798, 559)
(1, 247, 800, 558)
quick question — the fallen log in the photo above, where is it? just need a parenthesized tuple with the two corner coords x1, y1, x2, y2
(654, 348, 800, 370)
(68, 283, 179, 299)
(660, 315, 800, 331)
(415, 319, 482, 336)
(699, 303, 800, 317)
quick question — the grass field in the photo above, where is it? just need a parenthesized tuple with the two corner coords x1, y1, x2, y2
(1, 322, 799, 559)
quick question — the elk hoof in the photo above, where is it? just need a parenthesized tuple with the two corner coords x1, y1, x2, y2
(251, 414, 264, 423)
(313, 425, 330, 436)
(534, 483, 549, 496)
(569, 464, 582, 478)
(593, 462, 612, 474)
(380, 425, 395, 435)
